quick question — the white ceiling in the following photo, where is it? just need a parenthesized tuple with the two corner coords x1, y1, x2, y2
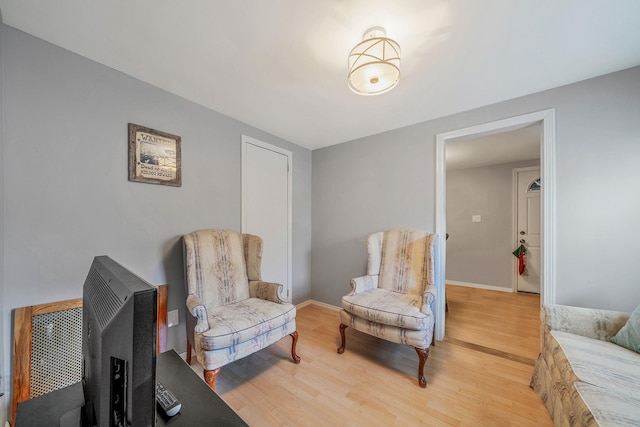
(1, 1, 639, 150)
(446, 125, 541, 170)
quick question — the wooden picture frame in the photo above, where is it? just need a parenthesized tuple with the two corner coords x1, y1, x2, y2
(128, 123, 182, 187)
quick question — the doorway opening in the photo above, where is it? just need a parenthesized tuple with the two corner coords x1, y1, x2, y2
(445, 128, 541, 294)
(434, 109, 556, 341)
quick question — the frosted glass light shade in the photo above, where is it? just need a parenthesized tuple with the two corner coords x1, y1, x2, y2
(348, 27, 401, 96)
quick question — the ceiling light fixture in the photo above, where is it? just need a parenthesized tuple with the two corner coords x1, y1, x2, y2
(348, 26, 401, 96)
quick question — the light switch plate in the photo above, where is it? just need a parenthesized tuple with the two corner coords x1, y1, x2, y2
(168, 309, 179, 327)
(472, 215, 482, 223)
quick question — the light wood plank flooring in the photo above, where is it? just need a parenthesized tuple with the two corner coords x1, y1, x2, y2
(186, 285, 551, 426)
(444, 284, 542, 366)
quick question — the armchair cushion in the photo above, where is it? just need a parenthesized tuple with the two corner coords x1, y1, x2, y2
(183, 230, 250, 308)
(378, 229, 436, 295)
(340, 310, 434, 348)
(342, 289, 428, 330)
(201, 298, 296, 349)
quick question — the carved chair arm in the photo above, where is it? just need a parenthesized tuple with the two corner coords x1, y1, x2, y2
(186, 293, 210, 333)
(348, 275, 379, 296)
(249, 280, 285, 303)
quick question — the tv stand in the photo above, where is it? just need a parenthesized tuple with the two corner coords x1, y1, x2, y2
(15, 350, 248, 427)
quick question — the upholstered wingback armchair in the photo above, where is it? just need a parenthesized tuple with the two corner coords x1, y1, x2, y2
(183, 229, 300, 389)
(338, 228, 438, 387)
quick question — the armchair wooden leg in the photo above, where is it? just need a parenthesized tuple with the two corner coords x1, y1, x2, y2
(415, 347, 430, 388)
(337, 323, 348, 354)
(204, 368, 221, 390)
(186, 342, 192, 365)
(290, 331, 301, 363)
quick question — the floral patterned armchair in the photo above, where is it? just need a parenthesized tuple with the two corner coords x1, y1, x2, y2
(182, 229, 300, 389)
(338, 228, 437, 387)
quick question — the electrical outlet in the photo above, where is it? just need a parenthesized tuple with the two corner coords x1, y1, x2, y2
(167, 310, 179, 328)
(472, 215, 482, 223)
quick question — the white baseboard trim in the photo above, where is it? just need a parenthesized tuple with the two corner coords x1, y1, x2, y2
(296, 299, 341, 311)
(446, 280, 514, 293)
(295, 299, 313, 309)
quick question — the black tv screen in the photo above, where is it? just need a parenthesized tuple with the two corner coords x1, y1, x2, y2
(82, 256, 157, 427)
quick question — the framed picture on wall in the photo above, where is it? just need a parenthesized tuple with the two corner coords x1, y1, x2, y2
(128, 123, 182, 187)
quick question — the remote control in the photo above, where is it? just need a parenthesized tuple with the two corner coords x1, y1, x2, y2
(156, 382, 181, 417)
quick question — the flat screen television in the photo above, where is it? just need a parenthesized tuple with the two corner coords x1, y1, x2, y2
(82, 255, 157, 427)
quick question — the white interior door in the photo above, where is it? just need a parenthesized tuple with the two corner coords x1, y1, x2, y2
(242, 136, 292, 301)
(515, 167, 541, 293)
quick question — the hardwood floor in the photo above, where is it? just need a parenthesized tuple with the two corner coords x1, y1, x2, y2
(186, 285, 552, 426)
(444, 284, 542, 365)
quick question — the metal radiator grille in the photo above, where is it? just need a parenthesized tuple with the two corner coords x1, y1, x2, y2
(30, 307, 83, 398)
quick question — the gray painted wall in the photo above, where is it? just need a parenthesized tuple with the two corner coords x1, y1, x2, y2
(0, 24, 312, 413)
(2, 15, 640, 425)
(312, 66, 640, 313)
(0, 10, 6, 424)
(312, 127, 437, 304)
(446, 160, 539, 289)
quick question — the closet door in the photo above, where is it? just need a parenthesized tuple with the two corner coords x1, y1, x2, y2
(242, 136, 292, 301)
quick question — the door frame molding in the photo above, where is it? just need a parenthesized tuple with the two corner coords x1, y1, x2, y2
(513, 166, 541, 292)
(435, 109, 556, 341)
(241, 135, 293, 301)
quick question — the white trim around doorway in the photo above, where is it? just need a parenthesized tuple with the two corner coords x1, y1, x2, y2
(435, 109, 556, 341)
